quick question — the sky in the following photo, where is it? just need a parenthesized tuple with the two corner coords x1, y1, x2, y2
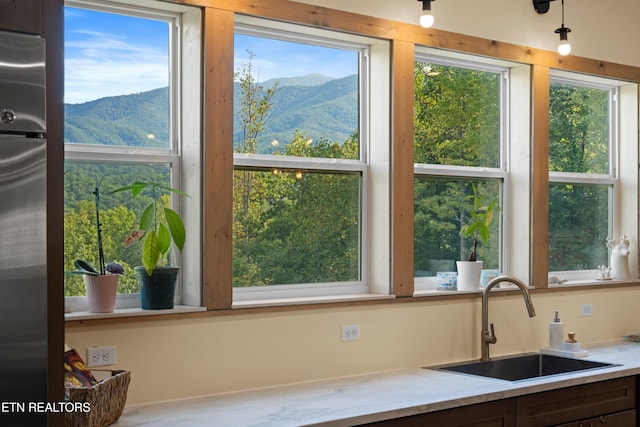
(64, 7, 170, 104)
(64, 6, 358, 104)
(234, 34, 358, 83)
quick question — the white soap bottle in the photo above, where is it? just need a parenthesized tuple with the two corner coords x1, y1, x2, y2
(549, 310, 564, 349)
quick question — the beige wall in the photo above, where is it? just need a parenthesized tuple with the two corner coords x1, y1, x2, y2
(66, 287, 640, 405)
(65, 0, 640, 406)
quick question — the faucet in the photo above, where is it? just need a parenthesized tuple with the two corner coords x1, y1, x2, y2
(481, 275, 536, 361)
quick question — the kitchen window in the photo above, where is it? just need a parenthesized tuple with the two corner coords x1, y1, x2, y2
(413, 49, 512, 292)
(548, 72, 619, 280)
(63, 0, 201, 312)
(231, 17, 391, 304)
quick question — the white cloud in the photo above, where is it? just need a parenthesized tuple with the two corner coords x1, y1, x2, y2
(64, 30, 168, 104)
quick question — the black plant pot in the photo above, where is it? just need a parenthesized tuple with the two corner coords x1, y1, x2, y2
(134, 266, 179, 310)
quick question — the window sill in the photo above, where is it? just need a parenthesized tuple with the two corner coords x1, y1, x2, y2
(413, 289, 478, 297)
(64, 305, 206, 321)
(412, 278, 640, 297)
(231, 293, 394, 309)
(548, 278, 640, 288)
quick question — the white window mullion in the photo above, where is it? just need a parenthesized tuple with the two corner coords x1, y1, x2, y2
(65, 146, 178, 165)
(549, 172, 616, 185)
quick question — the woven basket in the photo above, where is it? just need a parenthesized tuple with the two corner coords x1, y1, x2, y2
(65, 370, 131, 427)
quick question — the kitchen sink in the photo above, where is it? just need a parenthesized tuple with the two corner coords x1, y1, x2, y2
(431, 353, 618, 382)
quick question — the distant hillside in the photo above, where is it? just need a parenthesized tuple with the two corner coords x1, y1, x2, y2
(262, 73, 335, 87)
(65, 87, 169, 148)
(234, 74, 358, 153)
(64, 73, 358, 153)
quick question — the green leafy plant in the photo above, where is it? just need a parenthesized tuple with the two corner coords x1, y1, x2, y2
(111, 181, 188, 276)
(68, 178, 123, 276)
(459, 183, 499, 262)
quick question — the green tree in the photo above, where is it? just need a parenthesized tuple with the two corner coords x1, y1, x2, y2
(413, 62, 500, 167)
(234, 51, 278, 154)
(549, 83, 608, 174)
(233, 51, 278, 286)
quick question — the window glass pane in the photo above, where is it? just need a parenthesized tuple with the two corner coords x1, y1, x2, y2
(64, 7, 170, 148)
(233, 169, 360, 286)
(233, 33, 359, 159)
(414, 177, 501, 277)
(64, 162, 171, 296)
(549, 82, 610, 174)
(414, 61, 501, 167)
(548, 183, 610, 271)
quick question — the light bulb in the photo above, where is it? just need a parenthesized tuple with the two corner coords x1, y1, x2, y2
(555, 26, 571, 56)
(419, 11, 435, 28)
(418, 0, 435, 28)
(557, 41, 571, 56)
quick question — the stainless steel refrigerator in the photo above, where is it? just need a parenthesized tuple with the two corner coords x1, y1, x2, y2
(0, 29, 47, 416)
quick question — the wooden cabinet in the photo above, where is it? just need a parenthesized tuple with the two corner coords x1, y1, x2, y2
(516, 377, 636, 426)
(0, 0, 41, 34)
(360, 376, 637, 427)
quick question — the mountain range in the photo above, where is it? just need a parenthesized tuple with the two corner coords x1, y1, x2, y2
(64, 74, 358, 153)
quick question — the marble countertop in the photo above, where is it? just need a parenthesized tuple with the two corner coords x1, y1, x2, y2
(115, 341, 640, 427)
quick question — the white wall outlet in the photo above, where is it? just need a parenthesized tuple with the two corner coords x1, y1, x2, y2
(580, 303, 593, 317)
(341, 324, 361, 342)
(87, 345, 116, 367)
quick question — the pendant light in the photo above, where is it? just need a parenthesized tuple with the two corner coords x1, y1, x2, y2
(418, 0, 435, 28)
(555, 0, 571, 56)
(532, 0, 572, 56)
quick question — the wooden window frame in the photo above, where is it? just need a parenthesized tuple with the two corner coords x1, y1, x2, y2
(199, 0, 640, 309)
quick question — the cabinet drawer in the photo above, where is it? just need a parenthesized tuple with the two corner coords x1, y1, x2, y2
(516, 377, 636, 427)
(362, 398, 516, 426)
(0, 0, 41, 34)
(555, 408, 636, 427)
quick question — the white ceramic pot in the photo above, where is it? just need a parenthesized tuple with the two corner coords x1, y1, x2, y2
(84, 274, 119, 313)
(456, 261, 483, 291)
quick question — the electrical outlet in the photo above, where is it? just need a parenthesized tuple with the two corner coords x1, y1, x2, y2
(580, 303, 593, 317)
(87, 345, 116, 367)
(341, 325, 361, 342)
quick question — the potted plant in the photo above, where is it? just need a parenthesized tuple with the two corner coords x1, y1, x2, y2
(111, 181, 188, 309)
(68, 180, 124, 313)
(456, 183, 499, 291)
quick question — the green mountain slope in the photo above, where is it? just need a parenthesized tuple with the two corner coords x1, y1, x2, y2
(65, 87, 170, 148)
(260, 74, 358, 153)
(64, 73, 358, 153)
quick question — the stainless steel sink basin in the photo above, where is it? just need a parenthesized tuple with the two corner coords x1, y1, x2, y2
(431, 353, 618, 382)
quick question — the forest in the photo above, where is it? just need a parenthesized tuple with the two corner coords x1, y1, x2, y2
(64, 56, 610, 296)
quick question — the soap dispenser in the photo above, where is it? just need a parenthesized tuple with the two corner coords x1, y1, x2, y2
(549, 310, 564, 349)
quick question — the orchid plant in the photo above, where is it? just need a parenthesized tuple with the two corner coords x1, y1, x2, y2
(69, 178, 124, 276)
